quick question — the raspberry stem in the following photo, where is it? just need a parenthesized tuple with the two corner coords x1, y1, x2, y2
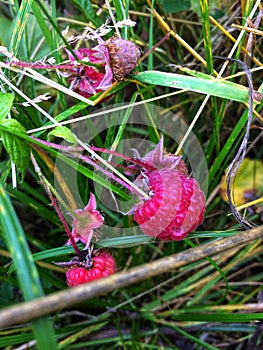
(31, 137, 151, 198)
(9, 58, 103, 71)
(90, 146, 156, 171)
(30, 153, 82, 257)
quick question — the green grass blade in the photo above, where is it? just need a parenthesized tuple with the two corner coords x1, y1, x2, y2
(171, 312, 263, 323)
(157, 320, 219, 350)
(147, 0, 154, 70)
(31, 0, 71, 72)
(9, 0, 33, 55)
(199, 0, 220, 152)
(112, 0, 126, 24)
(0, 186, 44, 299)
(31, 1, 55, 51)
(199, 0, 214, 75)
(111, 91, 138, 149)
(185, 240, 229, 304)
(6, 184, 59, 223)
(0, 183, 58, 349)
(208, 111, 247, 185)
(133, 71, 256, 103)
(0, 332, 33, 347)
(112, 0, 128, 38)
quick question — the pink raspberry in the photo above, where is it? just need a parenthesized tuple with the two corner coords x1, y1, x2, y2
(133, 169, 205, 240)
(66, 250, 117, 287)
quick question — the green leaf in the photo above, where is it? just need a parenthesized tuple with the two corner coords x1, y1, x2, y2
(0, 93, 14, 121)
(0, 16, 14, 47)
(0, 119, 30, 178)
(47, 126, 77, 144)
(0, 183, 58, 349)
(133, 71, 259, 103)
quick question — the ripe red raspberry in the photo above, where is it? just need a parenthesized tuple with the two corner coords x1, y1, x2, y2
(66, 250, 117, 287)
(105, 37, 140, 81)
(133, 169, 205, 240)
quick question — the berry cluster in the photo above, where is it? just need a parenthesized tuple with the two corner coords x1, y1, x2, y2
(14, 26, 205, 287)
(53, 192, 117, 288)
(54, 136, 205, 287)
(10, 31, 140, 99)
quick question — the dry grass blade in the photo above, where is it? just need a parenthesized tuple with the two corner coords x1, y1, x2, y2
(209, 16, 263, 67)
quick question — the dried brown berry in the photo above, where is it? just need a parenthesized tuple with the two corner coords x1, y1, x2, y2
(106, 37, 140, 81)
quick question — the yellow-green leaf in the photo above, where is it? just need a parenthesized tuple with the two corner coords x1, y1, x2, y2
(220, 158, 263, 206)
(133, 71, 262, 104)
(0, 119, 30, 179)
(47, 125, 77, 144)
(0, 92, 14, 121)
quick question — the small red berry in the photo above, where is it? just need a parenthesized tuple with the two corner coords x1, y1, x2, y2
(65, 250, 117, 287)
(133, 169, 205, 240)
